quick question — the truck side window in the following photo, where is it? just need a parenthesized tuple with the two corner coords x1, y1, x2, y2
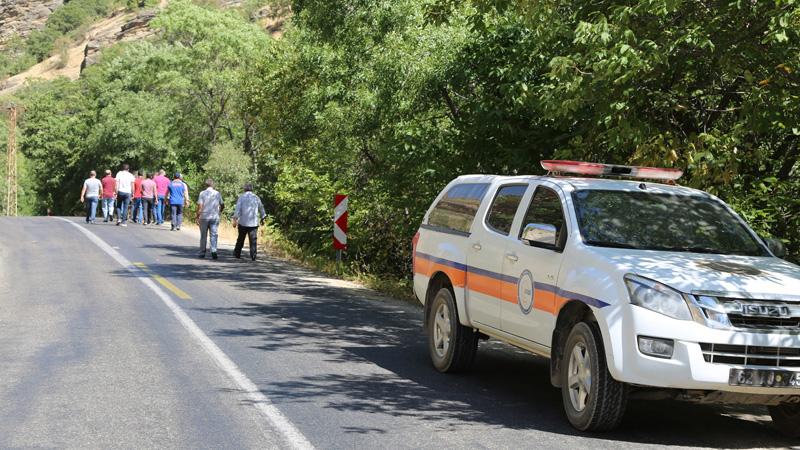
(485, 184, 527, 235)
(428, 183, 490, 233)
(520, 187, 567, 247)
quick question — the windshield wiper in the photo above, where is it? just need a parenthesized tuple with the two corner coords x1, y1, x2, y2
(677, 246, 726, 254)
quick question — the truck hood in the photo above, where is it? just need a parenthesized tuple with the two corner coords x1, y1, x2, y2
(600, 250, 800, 300)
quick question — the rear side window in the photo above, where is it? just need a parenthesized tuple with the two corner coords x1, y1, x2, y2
(428, 183, 490, 233)
(485, 184, 527, 235)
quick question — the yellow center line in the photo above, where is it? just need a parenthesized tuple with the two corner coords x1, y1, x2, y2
(133, 262, 192, 300)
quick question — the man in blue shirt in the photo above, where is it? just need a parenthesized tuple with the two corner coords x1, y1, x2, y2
(166, 173, 189, 231)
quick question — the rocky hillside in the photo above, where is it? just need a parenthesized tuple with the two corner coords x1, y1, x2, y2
(0, 0, 63, 49)
(0, 9, 157, 95)
(0, 0, 288, 96)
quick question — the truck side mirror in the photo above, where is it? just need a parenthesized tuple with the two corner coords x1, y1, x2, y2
(763, 237, 787, 258)
(522, 223, 558, 248)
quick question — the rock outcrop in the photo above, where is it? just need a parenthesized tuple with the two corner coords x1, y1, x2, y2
(0, 0, 63, 49)
(80, 10, 157, 71)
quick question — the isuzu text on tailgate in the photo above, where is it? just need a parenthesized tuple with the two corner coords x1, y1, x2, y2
(412, 160, 800, 436)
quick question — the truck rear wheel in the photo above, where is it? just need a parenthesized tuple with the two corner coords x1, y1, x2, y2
(769, 403, 800, 438)
(560, 321, 627, 431)
(427, 287, 477, 373)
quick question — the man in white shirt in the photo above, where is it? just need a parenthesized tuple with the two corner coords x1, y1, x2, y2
(79, 170, 103, 224)
(195, 178, 224, 260)
(232, 183, 267, 261)
(114, 163, 136, 226)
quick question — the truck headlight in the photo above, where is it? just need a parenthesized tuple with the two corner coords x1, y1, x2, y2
(694, 295, 732, 329)
(625, 274, 692, 321)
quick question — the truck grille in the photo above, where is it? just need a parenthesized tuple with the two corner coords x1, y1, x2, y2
(727, 314, 800, 330)
(700, 343, 800, 368)
(717, 297, 800, 331)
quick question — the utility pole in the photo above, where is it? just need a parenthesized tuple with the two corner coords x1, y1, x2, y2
(5, 104, 17, 216)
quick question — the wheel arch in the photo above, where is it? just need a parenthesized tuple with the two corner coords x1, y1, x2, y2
(550, 300, 599, 387)
(424, 271, 454, 331)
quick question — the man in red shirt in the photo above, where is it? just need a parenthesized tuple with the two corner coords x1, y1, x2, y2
(100, 170, 116, 222)
(132, 171, 144, 223)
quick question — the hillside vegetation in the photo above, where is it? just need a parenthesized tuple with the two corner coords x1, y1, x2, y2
(2, 0, 799, 280)
(0, 0, 144, 78)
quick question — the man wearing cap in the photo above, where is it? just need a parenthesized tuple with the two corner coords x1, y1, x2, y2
(232, 183, 267, 261)
(166, 172, 189, 231)
(196, 178, 224, 259)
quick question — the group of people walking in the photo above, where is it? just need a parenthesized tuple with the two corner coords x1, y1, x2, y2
(81, 164, 267, 261)
(80, 165, 188, 230)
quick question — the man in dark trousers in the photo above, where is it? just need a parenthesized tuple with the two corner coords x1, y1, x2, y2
(232, 183, 266, 260)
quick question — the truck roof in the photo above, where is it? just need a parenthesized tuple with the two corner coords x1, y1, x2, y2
(453, 174, 705, 196)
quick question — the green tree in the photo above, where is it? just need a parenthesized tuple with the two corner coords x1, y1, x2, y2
(203, 141, 252, 206)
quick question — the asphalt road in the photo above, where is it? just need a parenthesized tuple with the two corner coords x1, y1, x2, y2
(0, 216, 795, 449)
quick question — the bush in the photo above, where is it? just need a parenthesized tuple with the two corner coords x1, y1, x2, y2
(202, 141, 253, 208)
(48, 3, 91, 34)
(53, 36, 72, 69)
(26, 29, 59, 62)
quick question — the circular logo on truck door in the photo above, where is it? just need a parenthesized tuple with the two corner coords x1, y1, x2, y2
(517, 270, 534, 314)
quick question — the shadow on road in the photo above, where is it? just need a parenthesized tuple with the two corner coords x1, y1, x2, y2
(114, 243, 793, 448)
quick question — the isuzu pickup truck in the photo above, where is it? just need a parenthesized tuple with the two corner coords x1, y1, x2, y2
(412, 160, 799, 435)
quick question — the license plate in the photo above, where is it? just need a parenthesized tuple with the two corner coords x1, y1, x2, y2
(729, 368, 800, 388)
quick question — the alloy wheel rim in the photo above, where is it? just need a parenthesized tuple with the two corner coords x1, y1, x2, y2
(567, 342, 591, 412)
(433, 301, 452, 358)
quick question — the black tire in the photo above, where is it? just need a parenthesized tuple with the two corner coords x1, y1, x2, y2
(560, 321, 627, 431)
(769, 403, 800, 438)
(427, 287, 478, 373)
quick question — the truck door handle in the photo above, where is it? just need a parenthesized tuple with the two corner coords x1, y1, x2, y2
(472, 243, 482, 251)
(505, 253, 519, 262)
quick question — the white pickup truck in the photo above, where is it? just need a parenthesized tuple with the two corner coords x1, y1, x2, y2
(412, 160, 800, 435)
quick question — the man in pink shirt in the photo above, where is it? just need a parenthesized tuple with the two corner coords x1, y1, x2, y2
(153, 169, 170, 225)
(100, 169, 116, 222)
(140, 172, 159, 225)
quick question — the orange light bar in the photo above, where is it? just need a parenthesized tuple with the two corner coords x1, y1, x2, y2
(541, 160, 683, 181)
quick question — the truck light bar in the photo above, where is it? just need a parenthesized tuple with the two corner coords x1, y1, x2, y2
(541, 160, 683, 181)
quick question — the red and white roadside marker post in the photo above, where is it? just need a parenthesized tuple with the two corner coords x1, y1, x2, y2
(333, 194, 348, 267)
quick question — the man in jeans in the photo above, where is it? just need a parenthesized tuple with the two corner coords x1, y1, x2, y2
(131, 171, 144, 223)
(232, 183, 266, 261)
(140, 172, 158, 225)
(80, 170, 103, 224)
(166, 172, 189, 231)
(153, 169, 170, 225)
(115, 163, 136, 226)
(196, 179, 224, 259)
(100, 170, 116, 222)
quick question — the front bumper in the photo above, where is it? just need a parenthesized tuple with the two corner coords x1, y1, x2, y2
(599, 304, 800, 396)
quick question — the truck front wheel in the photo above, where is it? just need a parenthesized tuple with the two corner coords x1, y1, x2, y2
(427, 287, 477, 373)
(560, 321, 627, 431)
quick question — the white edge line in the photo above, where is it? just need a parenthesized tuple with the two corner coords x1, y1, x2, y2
(57, 217, 315, 450)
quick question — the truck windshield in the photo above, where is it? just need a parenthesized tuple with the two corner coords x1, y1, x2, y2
(572, 190, 768, 256)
